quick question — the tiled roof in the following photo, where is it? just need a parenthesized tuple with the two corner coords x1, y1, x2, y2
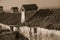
(24, 9, 53, 27)
(0, 13, 21, 25)
(0, 11, 36, 26)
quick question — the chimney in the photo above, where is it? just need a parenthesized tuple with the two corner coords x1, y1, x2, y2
(21, 7, 25, 23)
(0, 6, 4, 13)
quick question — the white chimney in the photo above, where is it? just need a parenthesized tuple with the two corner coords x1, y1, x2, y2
(21, 7, 25, 23)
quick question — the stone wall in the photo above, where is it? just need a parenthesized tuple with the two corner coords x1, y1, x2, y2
(19, 27, 60, 40)
(0, 32, 16, 40)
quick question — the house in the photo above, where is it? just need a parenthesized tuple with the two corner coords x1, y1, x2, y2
(11, 7, 19, 13)
(20, 4, 38, 23)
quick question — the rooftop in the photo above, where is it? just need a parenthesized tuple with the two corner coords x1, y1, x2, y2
(22, 4, 38, 11)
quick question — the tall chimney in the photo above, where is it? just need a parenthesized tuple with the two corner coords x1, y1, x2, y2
(21, 7, 25, 23)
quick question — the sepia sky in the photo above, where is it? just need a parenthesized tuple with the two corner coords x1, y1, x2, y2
(0, 0, 60, 11)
